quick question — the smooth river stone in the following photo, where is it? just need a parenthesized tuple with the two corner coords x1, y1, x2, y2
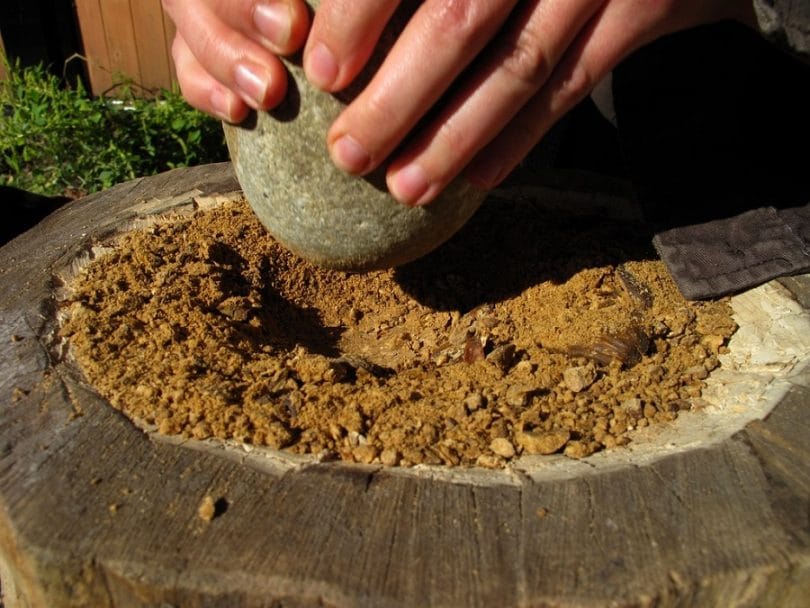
(223, 1, 487, 271)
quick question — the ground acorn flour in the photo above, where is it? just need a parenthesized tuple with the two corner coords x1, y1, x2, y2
(59, 195, 736, 467)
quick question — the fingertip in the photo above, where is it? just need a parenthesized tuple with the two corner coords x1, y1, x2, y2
(387, 163, 435, 207)
(304, 0, 398, 92)
(173, 32, 249, 122)
(210, 87, 250, 124)
(304, 41, 340, 91)
(233, 59, 288, 111)
(287, 0, 312, 52)
(254, 2, 292, 49)
(253, 0, 311, 55)
(329, 134, 371, 175)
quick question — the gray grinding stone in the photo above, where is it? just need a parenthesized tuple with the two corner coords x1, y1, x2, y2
(224, 1, 487, 271)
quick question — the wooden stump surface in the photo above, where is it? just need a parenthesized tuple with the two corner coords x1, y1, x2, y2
(0, 163, 808, 607)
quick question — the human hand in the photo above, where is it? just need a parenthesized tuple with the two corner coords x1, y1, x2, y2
(303, 0, 755, 206)
(162, 0, 310, 123)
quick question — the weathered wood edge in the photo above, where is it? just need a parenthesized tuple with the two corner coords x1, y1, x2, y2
(0, 165, 807, 607)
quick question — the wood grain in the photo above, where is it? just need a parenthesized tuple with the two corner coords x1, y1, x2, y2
(74, 0, 114, 94)
(0, 164, 808, 607)
(161, 6, 178, 89)
(74, 0, 176, 95)
(129, 0, 172, 92)
(99, 0, 141, 90)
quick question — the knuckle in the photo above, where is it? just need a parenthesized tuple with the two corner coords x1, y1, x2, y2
(364, 90, 397, 131)
(436, 117, 467, 158)
(555, 63, 593, 105)
(198, 27, 242, 68)
(497, 29, 551, 89)
(356, 92, 400, 159)
(429, 0, 485, 43)
(195, 30, 219, 63)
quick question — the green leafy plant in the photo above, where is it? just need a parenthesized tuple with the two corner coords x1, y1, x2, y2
(0, 59, 228, 197)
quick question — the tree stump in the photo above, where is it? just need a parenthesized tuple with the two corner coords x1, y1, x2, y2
(1, 163, 808, 607)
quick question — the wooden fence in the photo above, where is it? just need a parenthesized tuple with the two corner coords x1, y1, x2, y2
(74, 0, 177, 95)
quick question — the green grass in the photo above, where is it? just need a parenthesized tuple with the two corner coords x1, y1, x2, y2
(0, 60, 228, 197)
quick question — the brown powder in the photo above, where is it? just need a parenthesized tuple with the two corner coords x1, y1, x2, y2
(59, 195, 736, 467)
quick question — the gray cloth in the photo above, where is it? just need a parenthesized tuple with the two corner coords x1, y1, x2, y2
(653, 205, 810, 299)
(753, 0, 810, 56)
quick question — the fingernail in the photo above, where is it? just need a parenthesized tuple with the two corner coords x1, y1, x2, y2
(306, 42, 338, 90)
(389, 163, 430, 206)
(254, 1, 291, 48)
(210, 88, 236, 121)
(331, 135, 370, 174)
(234, 63, 269, 108)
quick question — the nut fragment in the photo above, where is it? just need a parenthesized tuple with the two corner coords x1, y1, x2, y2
(490, 437, 516, 458)
(563, 365, 596, 393)
(487, 344, 517, 371)
(380, 448, 399, 467)
(352, 444, 379, 464)
(506, 384, 535, 407)
(517, 429, 571, 455)
(464, 392, 485, 412)
(463, 335, 485, 363)
(198, 495, 216, 521)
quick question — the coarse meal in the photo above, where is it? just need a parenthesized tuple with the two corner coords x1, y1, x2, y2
(59, 194, 736, 467)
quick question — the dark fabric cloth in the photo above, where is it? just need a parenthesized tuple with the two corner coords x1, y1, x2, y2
(653, 205, 810, 299)
(613, 18, 810, 299)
